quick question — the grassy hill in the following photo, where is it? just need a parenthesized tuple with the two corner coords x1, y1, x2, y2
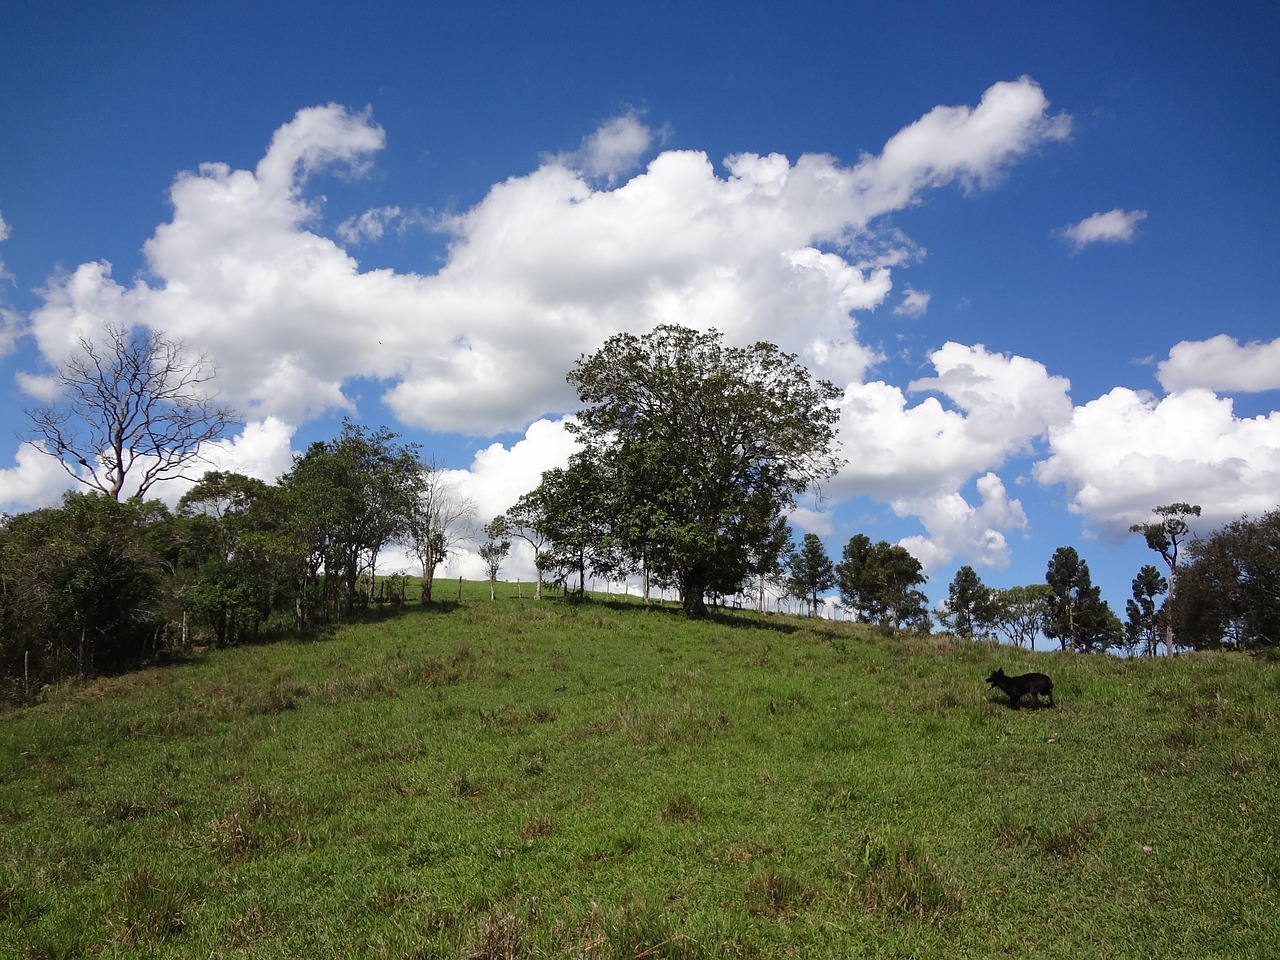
(2, 583, 1278, 958)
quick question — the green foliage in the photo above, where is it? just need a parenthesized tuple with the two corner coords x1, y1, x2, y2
(836, 535, 930, 631)
(988, 584, 1052, 649)
(565, 324, 842, 618)
(1044, 546, 1123, 653)
(786, 533, 835, 616)
(940, 565, 998, 640)
(0, 492, 165, 694)
(520, 454, 619, 600)
(3, 594, 1278, 957)
(279, 420, 424, 621)
(1130, 503, 1202, 654)
(478, 519, 513, 600)
(1171, 508, 1280, 650)
(175, 471, 283, 648)
(1125, 564, 1169, 657)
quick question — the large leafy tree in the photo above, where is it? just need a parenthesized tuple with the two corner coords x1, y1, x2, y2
(280, 421, 423, 620)
(787, 533, 835, 617)
(566, 325, 842, 619)
(1130, 503, 1201, 654)
(836, 535, 930, 631)
(527, 453, 620, 601)
(1170, 509, 1280, 650)
(25, 322, 239, 500)
(175, 471, 284, 648)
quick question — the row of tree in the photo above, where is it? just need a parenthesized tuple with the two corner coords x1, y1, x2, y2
(0, 421, 487, 701)
(935, 504, 1279, 654)
(4, 322, 1276, 704)
(780, 500, 1279, 657)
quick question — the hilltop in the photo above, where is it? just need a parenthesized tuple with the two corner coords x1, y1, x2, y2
(2, 585, 1277, 958)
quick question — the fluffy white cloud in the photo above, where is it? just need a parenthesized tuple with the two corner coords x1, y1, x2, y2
(834, 342, 1072, 499)
(893, 287, 931, 317)
(23, 80, 1070, 447)
(0, 442, 77, 512)
(831, 343, 1069, 568)
(440, 417, 580, 581)
(447, 417, 579, 524)
(897, 473, 1028, 572)
(1034, 387, 1280, 533)
(555, 111, 655, 181)
(10, 80, 1082, 553)
(1059, 208, 1147, 251)
(1157, 334, 1280, 393)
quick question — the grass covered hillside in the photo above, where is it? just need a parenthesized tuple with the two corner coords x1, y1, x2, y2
(2, 584, 1278, 958)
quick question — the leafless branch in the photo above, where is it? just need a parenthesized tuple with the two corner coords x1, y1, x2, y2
(25, 323, 240, 500)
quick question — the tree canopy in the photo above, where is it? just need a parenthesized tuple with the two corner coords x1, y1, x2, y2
(836, 535, 930, 631)
(1044, 546, 1123, 653)
(1170, 509, 1280, 650)
(564, 325, 843, 618)
(787, 533, 835, 617)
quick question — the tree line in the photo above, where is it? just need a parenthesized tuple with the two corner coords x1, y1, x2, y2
(3, 323, 1276, 704)
(785, 501, 1278, 656)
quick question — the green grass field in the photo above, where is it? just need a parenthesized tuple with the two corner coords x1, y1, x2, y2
(2, 583, 1278, 958)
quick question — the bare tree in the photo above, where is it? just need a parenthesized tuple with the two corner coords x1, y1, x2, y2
(25, 323, 239, 500)
(478, 517, 512, 601)
(400, 459, 476, 604)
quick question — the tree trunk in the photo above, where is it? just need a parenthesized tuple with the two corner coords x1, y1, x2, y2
(421, 561, 435, 605)
(680, 570, 709, 619)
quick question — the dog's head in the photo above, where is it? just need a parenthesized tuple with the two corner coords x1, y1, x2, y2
(985, 668, 1006, 688)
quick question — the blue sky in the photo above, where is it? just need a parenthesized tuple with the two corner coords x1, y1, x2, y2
(1, 1, 1277, 615)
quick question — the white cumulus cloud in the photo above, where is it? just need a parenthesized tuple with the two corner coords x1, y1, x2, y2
(893, 287, 931, 317)
(9, 81, 1081, 547)
(1059, 208, 1147, 251)
(1034, 387, 1280, 533)
(1157, 334, 1280, 394)
(831, 343, 1070, 567)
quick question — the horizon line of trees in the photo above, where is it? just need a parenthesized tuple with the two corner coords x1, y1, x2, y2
(4, 323, 1276, 706)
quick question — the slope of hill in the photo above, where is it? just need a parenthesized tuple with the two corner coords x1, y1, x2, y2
(2, 585, 1277, 958)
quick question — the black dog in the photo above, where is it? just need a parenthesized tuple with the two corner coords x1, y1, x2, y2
(985, 668, 1054, 709)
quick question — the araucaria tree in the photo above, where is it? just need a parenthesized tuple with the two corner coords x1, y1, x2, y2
(25, 322, 239, 500)
(565, 325, 843, 619)
(1130, 503, 1200, 655)
(787, 533, 835, 617)
(941, 565, 998, 640)
(1044, 546, 1123, 653)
